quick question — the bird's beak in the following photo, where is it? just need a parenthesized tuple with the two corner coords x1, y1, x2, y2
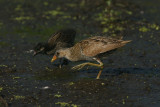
(33, 51, 37, 56)
(51, 55, 57, 62)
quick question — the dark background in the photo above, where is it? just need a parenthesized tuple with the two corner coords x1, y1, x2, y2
(0, 0, 160, 106)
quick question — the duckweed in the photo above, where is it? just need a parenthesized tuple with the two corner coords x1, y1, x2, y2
(55, 102, 70, 107)
(0, 87, 3, 91)
(14, 16, 34, 21)
(139, 26, 150, 32)
(55, 102, 79, 107)
(14, 95, 25, 100)
(54, 94, 62, 98)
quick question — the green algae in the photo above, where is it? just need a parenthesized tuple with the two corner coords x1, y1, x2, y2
(54, 94, 62, 98)
(14, 95, 25, 100)
(43, 1, 48, 6)
(0, 87, 3, 92)
(55, 102, 70, 107)
(45, 10, 64, 16)
(55, 102, 79, 107)
(149, 23, 159, 30)
(0, 0, 160, 106)
(68, 82, 74, 86)
(139, 26, 150, 32)
(139, 23, 160, 33)
(13, 76, 21, 79)
(14, 16, 34, 21)
(14, 4, 22, 11)
(0, 42, 9, 47)
(0, 0, 140, 41)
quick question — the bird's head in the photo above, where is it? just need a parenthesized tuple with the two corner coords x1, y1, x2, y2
(33, 43, 47, 56)
(51, 49, 68, 62)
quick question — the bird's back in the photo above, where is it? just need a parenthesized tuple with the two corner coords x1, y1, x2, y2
(77, 36, 131, 57)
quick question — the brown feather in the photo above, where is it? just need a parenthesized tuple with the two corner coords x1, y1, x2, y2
(47, 29, 76, 47)
(77, 36, 131, 57)
(48, 32, 61, 46)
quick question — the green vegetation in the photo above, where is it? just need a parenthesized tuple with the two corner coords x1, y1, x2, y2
(0, 87, 3, 92)
(14, 95, 25, 100)
(55, 102, 70, 107)
(0, 65, 8, 67)
(0, 0, 160, 106)
(45, 10, 64, 17)
(149, 23, 159, 30)
(14, 16, 34, 21)
(0, 42, 9, 48)
(54, 94, 62, 98)
(55, 102, 79, 107)
(139, 23, 160, 32)
(0, 0, 141, 42)
(13, 76, 21, 79)
(139, 26, 150, 32)
(0, 0, 158, 44)
(68, 82, 74, 86)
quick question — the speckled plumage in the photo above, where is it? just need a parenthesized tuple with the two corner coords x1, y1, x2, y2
(57, 36, 131, 61)
(52, 36, 131, 79)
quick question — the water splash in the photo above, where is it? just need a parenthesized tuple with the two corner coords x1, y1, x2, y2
(25, 50, 34, 54)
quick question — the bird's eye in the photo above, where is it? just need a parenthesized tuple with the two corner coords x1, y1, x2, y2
(56, 52, 60, 56)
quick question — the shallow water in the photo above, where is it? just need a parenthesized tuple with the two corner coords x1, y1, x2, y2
(0, 0, 160, 106)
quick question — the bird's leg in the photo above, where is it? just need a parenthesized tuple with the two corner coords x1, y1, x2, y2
(59, 58, 63, 68)
(72, 62, 101, 70)
(59, 58, 69, 68)
(72, 58, 104, 79)
(94, 58, 104, 79)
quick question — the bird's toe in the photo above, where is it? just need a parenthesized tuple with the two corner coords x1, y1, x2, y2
(72, 64, 86, 70)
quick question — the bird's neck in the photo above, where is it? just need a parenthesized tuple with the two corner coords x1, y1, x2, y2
(61, 48, 71, 60)
(65, 44, 82, 61)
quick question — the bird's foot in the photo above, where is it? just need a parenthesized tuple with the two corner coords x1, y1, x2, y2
(53, 64, 62, 69)
(59, 65, 62, 69)
(72, 62, 104, 79)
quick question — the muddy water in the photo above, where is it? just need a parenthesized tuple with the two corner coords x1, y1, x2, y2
(0, 0, 160, 106)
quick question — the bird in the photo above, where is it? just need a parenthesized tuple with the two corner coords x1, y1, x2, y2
(33, 28, 76, 67)
(51, 36, 131, 79)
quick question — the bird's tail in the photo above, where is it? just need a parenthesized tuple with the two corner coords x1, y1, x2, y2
(121, 40, 132, 44)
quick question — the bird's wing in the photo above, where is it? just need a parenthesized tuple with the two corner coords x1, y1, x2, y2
(46, 48, 56, 55)
(48, 29, 76, 47)
(46, 42, 72, 55)
(48, 31, 61, 47)
(80, 36, 130, 57)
